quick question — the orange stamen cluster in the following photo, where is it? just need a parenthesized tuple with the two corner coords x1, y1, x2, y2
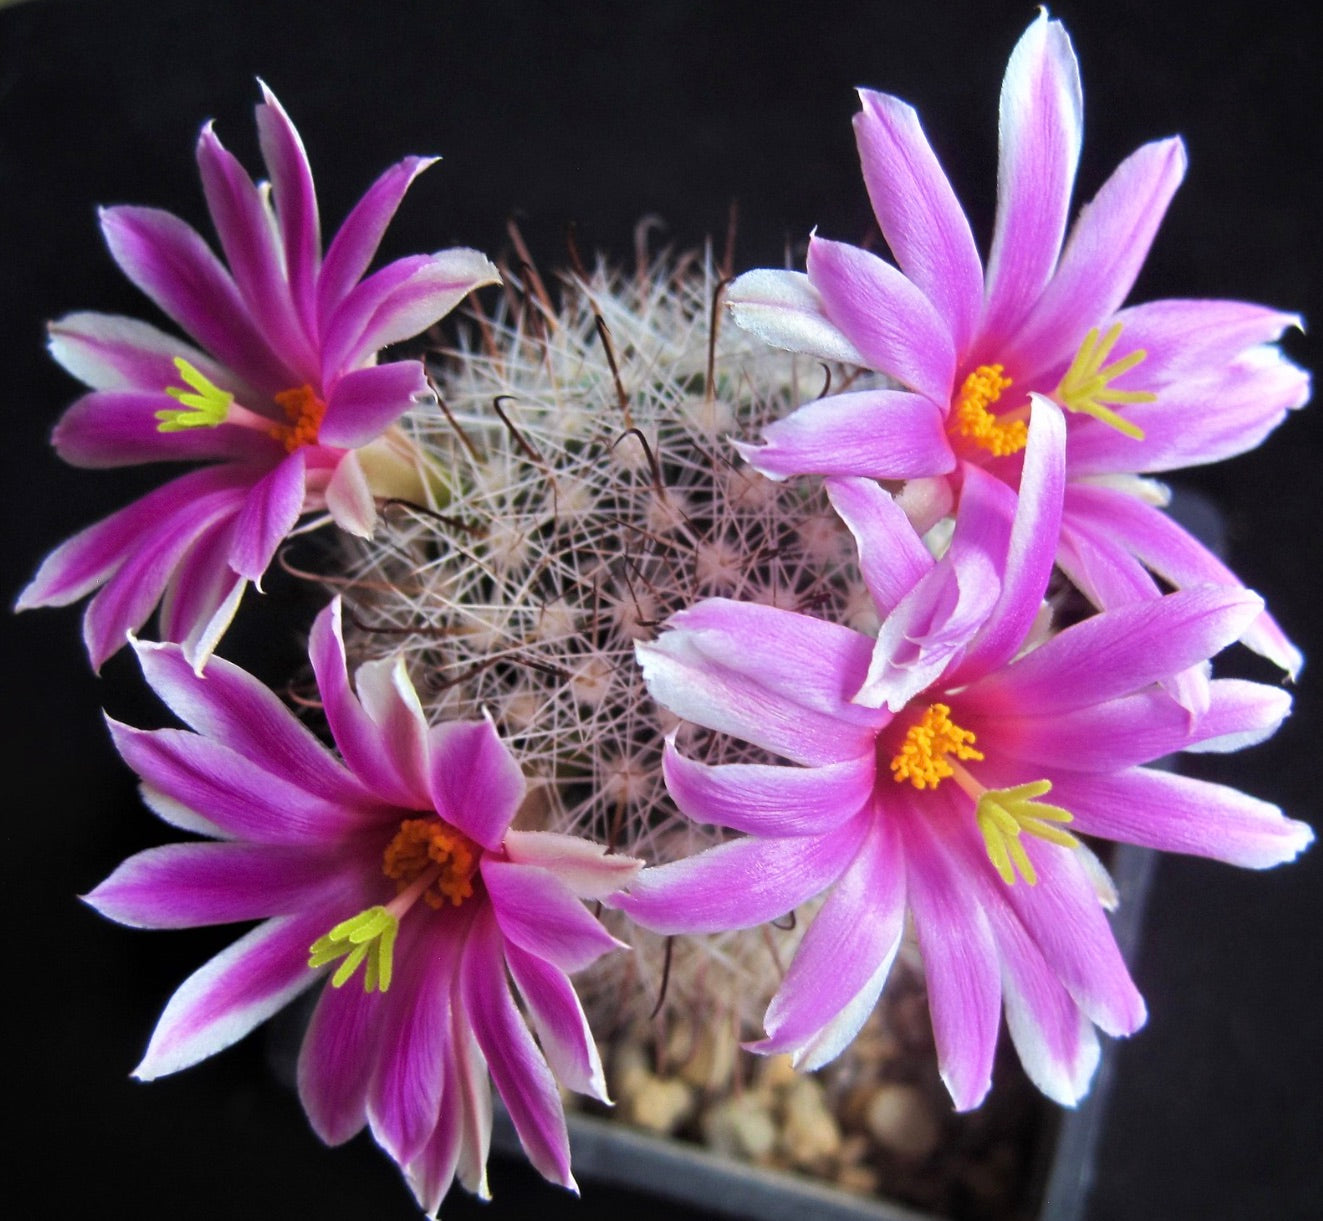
(383, 818, 480, 908)
(952, 364, 1028, 457)
(890, 703, 984, 789)
(270, 384, 328, 453)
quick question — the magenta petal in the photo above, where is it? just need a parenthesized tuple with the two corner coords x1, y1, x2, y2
(229, 449, 307, 582)
(662, 741, 875, 837)
(255, 83, 322, 333)
(134, 894, 363, 1080)
(1069, 345, 1309, 479)
(994, 679, 1291, 772)
(954, 396, 1066, 684)
(54, 390, 274, 468)
(505, 944, 610, 1102)
(737, 388, 954, 482)
(298, 974, 379, 1145)
(856, 474, 1009, 711)
(131, 637, 377, 807)
(963, 586, 1265, 716)
(107, 719, 382, 844)
(638, 598, 884, 767)
(613, 816, 866, 936)
(86, 841, 341, 928)
(853, 88, 983, 356)
(47, 311, 246, 397)
(808, 235, 956, 405)
(991, 900, 1100, 1105)
(349, 654, 433, 808)
(449, 1010, 495, 1197)
(404, 1082, 463, 1213)
(100, 204, 295, 395)
(981, 13, 1083, 345)
(429, 718, 525, 850)
(755, 814, 905, 1070)
(996, 840, 1146, 1038)
(461, 910, 575, 1190)
(900, 801, 1002, 1111)
(82, 478, 251, 669)
(16, 465, 249, 613)
(482, 860, 620, 973)
(319, 155, 438, 320)
(320, 360, 428, 448)
(1049, 768, 1314, 869)
(825, 476, 934, 617)
(309, 600, 423, 808)
(196, 122, 315, 380)
(1010, 138, 1187, 381)
(724, 268, 870, 366)
(157, 517, 248, 673)
(1063, 484, 1303, 677)
(323, 248, 499, 375)
(367, 919, 460, 1165)
(1112, 298, 1304, 381)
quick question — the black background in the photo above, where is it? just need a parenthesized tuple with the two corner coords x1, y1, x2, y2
(2, 2, 1318, 1218)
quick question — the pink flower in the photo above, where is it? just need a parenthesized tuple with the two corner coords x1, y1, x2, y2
(86, 598, 639, 1212)
(618, 404, 1310, 1109)
(726, 12, 1308, 684)
(18, 85, 498, 670)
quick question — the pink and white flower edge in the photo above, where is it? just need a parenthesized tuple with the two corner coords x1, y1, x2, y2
(86, 598, 640, 1213)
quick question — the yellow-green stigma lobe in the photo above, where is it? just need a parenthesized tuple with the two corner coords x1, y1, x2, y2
(890, 703, 985, 789)
(952, 364, 1029, 457)
(1054, 323, 1155, 440)
(156, 357, 232, 432)
(974, 779, 1080, 886)
(308, 906, 399, 992)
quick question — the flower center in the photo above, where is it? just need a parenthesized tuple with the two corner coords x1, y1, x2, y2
(307, 818, 482, 993)
(889, 704, 1080, 885)
(889, 703, 984, 789)
(270, 384, 328, 453)
(156, 360, 329, 453)
(382, 818, 481, 909)
(951, 364, 1029, 457)
(1052, 322, 1154, 439)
